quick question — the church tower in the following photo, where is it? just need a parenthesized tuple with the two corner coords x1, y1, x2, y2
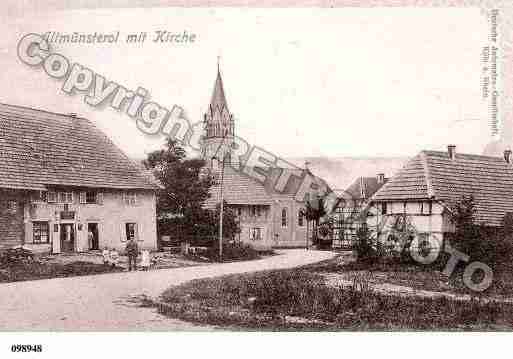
(201, 61, 235, 168)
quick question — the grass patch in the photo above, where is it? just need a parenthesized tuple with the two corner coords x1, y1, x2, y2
(305, 254, 513, 298)
(188, 242, 274, 263)
(306, 255, 455, 293)
(0, 260, 123, 283)
(156, 268, 513, 330)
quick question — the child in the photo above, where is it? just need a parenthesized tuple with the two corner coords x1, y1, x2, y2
(102, 247, 110, 266)
(140, 249, 150, 271)
(109, 248, 119, 268)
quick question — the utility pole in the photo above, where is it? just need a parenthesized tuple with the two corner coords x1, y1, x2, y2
(213, 130, 230, 262)
(218, 154, 225, 261)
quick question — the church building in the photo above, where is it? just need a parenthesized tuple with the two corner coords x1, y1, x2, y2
(201, 65, 331, 249)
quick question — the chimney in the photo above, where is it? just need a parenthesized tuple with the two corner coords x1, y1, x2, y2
(447, 145, 456, 160)
(505, 149, 512, 164)
(377, 173, 385, 184)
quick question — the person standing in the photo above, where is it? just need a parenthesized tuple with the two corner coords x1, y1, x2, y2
(102, 247, 110, 266)
(140, 249, 150, 271)
(125, 238, 139, 271)
(87, 230, 94, 250)
(109, 248, 119, 268)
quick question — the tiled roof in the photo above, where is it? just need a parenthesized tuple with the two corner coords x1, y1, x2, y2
(203, 166, 274, 208)
(0, 103, 158, 191)
(372, 150, 513, 226)
(203, 165, 331, 209)
(345, 176, 388, 201)
(372, 154, 429, 201)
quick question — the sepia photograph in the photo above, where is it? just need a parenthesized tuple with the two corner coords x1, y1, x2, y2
(1, 0, 513, 357)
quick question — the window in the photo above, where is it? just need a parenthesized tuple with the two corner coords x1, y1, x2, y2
(6, 200, 17, 214)
(381, 203, 387, 215)
(47, 191, 57, 203)
(281, 208, 288, 227)
(125, 223, 137, 241)
(80, 191, 103, 205)
(237, 207, 242, 217)
(298, 209, 304, 227)
(250, 227, 262, 241)
(86, 192, 97, 204)
(33, 221, 49, 244)
(58, 192, 73, 204)
(421, 202, 432, 215)
(124, 192, 137, 206)
(251, 206, 261, 217)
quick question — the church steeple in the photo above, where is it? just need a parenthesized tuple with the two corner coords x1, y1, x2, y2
(201, 60, 236, 165)
(210, 60, 229, 113)
(203, 60, 234, 139)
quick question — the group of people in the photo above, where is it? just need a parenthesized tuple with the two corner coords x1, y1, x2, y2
(101, 238, 151, 271)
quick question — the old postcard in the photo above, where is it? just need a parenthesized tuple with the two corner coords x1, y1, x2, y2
(1, 0, 513, 357)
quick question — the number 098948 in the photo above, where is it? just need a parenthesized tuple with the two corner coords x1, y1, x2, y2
(10, 345, 42, 353)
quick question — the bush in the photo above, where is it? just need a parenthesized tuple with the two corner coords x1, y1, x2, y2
(353, 226, 381, 263)
(448, 198, 513, 270)
(203, 241, 261, 262)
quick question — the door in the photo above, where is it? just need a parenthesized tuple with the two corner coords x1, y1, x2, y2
(52, 224, 61, 254)
(88, 223, 99, 250)
(60, 224, 75, 252)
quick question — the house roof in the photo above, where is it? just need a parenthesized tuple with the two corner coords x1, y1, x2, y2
(203, 166, 274, 208)
(345, 176, 388, 201)
(371, 150, 513, 226)
(0, 103, 158, 191)
(203, 165, 331, 209)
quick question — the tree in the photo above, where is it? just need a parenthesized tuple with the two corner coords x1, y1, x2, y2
(144, 139, 239, 244)
(304, 195, 327, 245)
(144, 139, 212, 217)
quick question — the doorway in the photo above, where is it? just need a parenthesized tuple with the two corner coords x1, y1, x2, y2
(88, 223, 99, 250)
(60, 223, 75, 252)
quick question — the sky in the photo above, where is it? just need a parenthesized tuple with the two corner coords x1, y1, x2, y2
(0, 6, 490, 160)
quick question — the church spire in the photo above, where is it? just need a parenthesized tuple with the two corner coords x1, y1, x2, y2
(210, 58, 228, 112)
(203, 59, 235, 142)
(201, 59, 236, 165)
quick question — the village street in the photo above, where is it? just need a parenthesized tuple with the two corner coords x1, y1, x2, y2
(0, 249, 335, 331)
